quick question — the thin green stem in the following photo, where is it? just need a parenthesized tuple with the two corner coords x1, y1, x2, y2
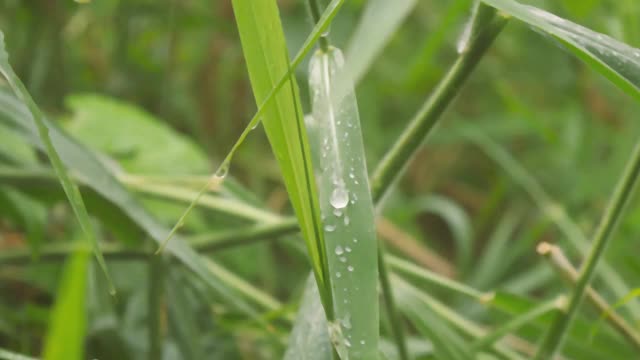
(472, 296, 564, 354)
(537, 242, 640, 350)
(387, 255, 485, 301)
(378, 245, 409, 360)
(370, 7, 509, 205)
(535, 138, 640, 359)
(306, 0, 330, 52)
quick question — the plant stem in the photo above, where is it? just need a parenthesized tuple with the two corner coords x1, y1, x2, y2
(537, 242, 640, 350)
(472, 296, 564, 354)
(378, 245, 409, 360)
(370, 7, 509, 205)
(306, 0, 330, 52)
(534, 138, 640, 359)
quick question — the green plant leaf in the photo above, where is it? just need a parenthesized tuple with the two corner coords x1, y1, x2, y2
(481, 0, 640, 101)
(307, 46, 379, 359)
(230, 0, 330, 311)
(0, 31, 115, 294)
(42, 247, 89, 360)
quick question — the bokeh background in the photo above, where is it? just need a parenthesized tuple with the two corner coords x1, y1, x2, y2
(1, 0, 640, 359)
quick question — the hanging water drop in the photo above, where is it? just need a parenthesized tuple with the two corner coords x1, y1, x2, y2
(347, 265, 354, 272)
(330, 187, 349, 209)
(325, 224, 336, 232)
(335, 245, 344, 255)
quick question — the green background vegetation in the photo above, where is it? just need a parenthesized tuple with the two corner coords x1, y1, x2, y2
(1, 0, 640, 359)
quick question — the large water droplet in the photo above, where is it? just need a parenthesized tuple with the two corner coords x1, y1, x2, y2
(347, 265, 354, 272)
(330, 187, 349, 209)
(325, 224, 336, 232)
(335, 245, 344, 255)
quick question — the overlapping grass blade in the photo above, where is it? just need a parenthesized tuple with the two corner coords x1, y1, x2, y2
(42, 246, 89, 360)
(307, 46, 378, 359)
(481, 0, 640, 101)
(230, 0, 331, 311)
(0, 31, 115, 294)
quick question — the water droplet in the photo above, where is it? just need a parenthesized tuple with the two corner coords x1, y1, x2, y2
(360, 340, 366, 345)
(341, 315, 352, 329)
(345, 246, 352, 253)
(335, 245, 344, 255)
(349, 173, 355, 179)
(347, 265, 354, 272)
(215, 162, 229, 179)
(344, 339, 351, 348)
(344, 216, 350, 225)
(333, 209, 343, 217)
(340, 256, 347, 263)
(325, 224, 336, 232)
(336, 272, 342, 278)
(353, 238, 358, 243)
(330, 187, 349, 209)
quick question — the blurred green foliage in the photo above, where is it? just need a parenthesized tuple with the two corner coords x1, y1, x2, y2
(1, 0, 640, 359)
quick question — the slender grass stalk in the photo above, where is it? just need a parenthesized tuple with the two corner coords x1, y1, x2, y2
(148, 255, 165, 360)
(537, 242, 640, 350)
(370, 5, 509, 205)
(535, 138, 640, 359)
(307, 0, 330, 52)
(387, 255, 486, 301)
(378, 248, 409, 360)
(471, 296, 565, 353)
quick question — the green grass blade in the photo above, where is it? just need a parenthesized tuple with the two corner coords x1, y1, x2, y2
(0, 31, 115, 294)
(230, 0, 330, 310)
(481, 0, 640, 101)
(42, 247, 89, 360)
(307, 46, 379, 359)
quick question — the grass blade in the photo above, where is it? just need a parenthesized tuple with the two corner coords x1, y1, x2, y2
(307, 46, 379, 359)
(42, 247, 89, 360)
(481, 0, 640, 101)
(230, 0, 330, 311)
(0, 31, 115, 294)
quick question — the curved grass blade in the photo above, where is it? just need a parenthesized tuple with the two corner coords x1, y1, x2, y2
(0, 32, 115, 294)
(156, 0, 346, 253)
(481, 0, 640, 101)
(42, 246, 89, 360)
(307, 47, 379, 359)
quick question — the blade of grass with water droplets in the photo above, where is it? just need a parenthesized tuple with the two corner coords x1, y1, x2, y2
(481, 0, 640, 101)
(0, 31, 115, 294)
(307, 46, 378, 359)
